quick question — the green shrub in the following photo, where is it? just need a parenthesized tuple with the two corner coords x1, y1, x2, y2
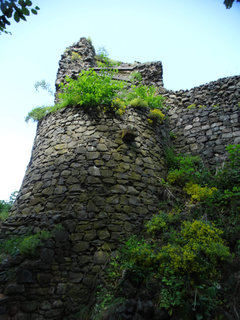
(212, 144, 240, 191)
(0, 200, 11, 220)
(129, 71, 142, 83)
(148, 108, 165, 124)
(113, 219, 230, 317)
(146, 210, 181, 236)
(0, 191, 18, 221)
(129, 97, 148, 108)
(0, 230, 51, 258)
(26, 69, 166, 123)
(25, 106, 52, 122)
(57, 69, 126, 110)
(126, 84, 165, 110)
(183, 182, 217, 202)
(18, 230, 51, 254)
(95, 47, 121, 67)
(166, 154, 202, 186)
(26, 69, 127, 122)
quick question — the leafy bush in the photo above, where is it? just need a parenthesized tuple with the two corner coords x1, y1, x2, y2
(57, 69, 126, 110)
(96, 145, 240, 319)
(146, 210, 181, 236)
(18, 230, 51, 254)
(25, 106, 52, 122)
(148, 108, 165, 124)
(107, 217, 230, 318)
(26, 68, 167, 123)
(95, 47, 121, 67)
(26, 69, 127, 121)
(109, 98, 126, 116)
(0, 200, 11, 220)
(0, 191, 18, 221)
(0, 230, 51, 258)
(126, 84, 165, 110)
(167, 155, 201, 185)
(129, 71, 142, 83)
(184, 182, 217, 202)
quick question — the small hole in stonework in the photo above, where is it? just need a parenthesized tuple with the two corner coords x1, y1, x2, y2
(121, 126, 138, 143)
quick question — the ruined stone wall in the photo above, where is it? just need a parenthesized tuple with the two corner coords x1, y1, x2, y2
(55, 37, 163, 101)
(55, 37, 240, 165)
(0, 107, 169, 319)
(0, 37, 240, 319)
(164, 75, 240, 165)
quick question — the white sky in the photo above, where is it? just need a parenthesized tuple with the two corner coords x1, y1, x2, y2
(0, 0, 239, 200)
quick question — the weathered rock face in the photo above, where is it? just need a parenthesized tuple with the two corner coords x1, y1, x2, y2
(0, 106, 168, 319)
(55, 37, 97, 89)
(164, 76, 240, 165)
(12, 107, 167, 217)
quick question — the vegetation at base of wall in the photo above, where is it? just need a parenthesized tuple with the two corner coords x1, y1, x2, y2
(0, 230, 51, 260)
(92, 144, 240, 320)
(26, 69, 166, 124)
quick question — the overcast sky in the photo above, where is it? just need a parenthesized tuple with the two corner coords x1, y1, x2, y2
(0, 0, 239, 200)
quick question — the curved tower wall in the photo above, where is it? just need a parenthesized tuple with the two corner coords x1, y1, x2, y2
(2, 106, 168, 319)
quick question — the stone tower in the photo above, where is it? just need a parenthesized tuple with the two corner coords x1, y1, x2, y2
(0, 39, 167, 319)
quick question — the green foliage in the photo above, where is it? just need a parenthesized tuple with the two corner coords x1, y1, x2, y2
(0, 191, 18, 220)
(184, 182, 217, 202)
(95, 47, 121, 67)
(18, 230, 51, 254)
(0, 200, 11, 220)
(86, 36, 92, 44)
(26, 70, 127, 121)
(57, 69, 126, 111)
(158, 220, 230, 279)
(98, 145, 240, 318)
(129, 71, 142, 83)
(108, 218, 230, 317)
(146, 210, 181, 236)
(110, 98, 126, 116)
(187, 104, 207, 109)
(0, 230, 51, 258)
(213, 144, 240, 191)
(166, 153, 201, 185)
(95, 47, 110, 67)
(34, 79, 53, 95)
(224, 0, 240, 9)
(71, 51, 82, 61)
(126, 84, 165, 110)
(92, 286, 125, 320)
(25, 105, 52, 122)
(148, 108, 165, 124)
(0, 0, 40, 34)
(169, 131, 177, 140)
(27, 68, 166, 123)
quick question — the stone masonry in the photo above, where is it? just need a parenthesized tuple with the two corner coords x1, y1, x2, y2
(0, 37, 239, 319)
(0, 106, 168, 319)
